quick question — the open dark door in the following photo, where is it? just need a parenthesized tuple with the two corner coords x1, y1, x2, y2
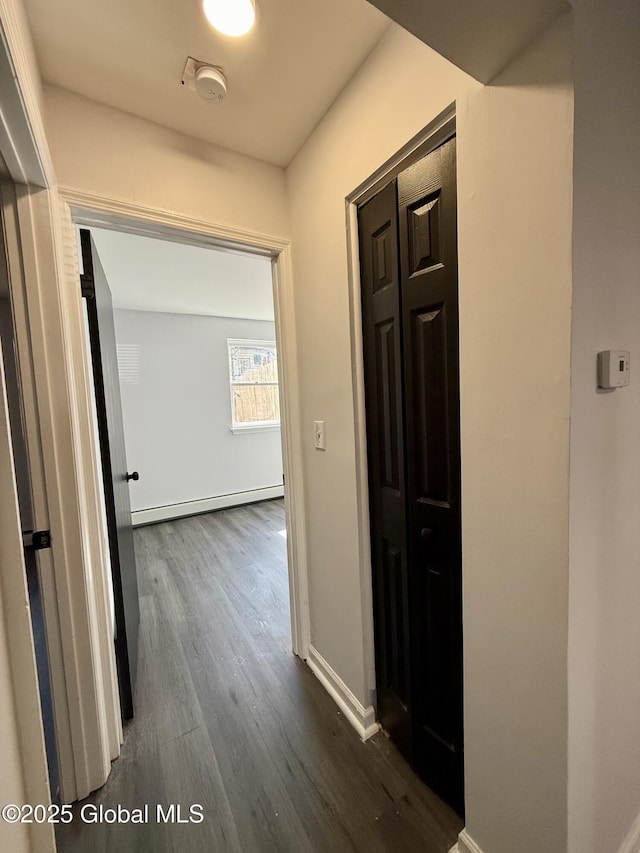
(81, 229, 140, 720)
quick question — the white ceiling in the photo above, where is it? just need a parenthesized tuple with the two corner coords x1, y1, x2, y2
(87, 227, 275, 321)
(24, 0, 389, 167)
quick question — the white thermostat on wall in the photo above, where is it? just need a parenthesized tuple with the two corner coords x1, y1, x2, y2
(597, 350, 630, 389)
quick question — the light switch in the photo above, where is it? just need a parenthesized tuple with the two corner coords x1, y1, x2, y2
(314, 420, 326, 450)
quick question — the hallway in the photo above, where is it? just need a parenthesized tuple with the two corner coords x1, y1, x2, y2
(57, 500, 462, 852)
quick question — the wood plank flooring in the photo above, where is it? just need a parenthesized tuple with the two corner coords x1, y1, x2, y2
(57, 499, 462, 853)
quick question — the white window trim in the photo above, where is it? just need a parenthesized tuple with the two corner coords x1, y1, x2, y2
(227, 338, 281, 432)
(230, 423, 281, 434)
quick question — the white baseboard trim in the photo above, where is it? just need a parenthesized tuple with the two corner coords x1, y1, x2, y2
(131, 486, 284, 526)
(618, 811, 640, 853)
(306, 644, 379, 741)
(450, 829, 485, 853)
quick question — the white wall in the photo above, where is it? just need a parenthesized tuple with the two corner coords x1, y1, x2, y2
(114, 309, 282, 514)
(0, 349, 39, 853)
(286, 18, 573, 853)
(43, 85, 290, 240)
(0, 596, 29, 853)
(458, 22, 573, 853)
(568, 2, 640, 853)
(0, 609, 30, 853)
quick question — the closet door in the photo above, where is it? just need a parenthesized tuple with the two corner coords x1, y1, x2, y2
(398, 137, 463, 813)
(358, 181, 413, 761)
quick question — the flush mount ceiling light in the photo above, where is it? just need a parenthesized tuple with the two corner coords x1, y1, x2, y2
(203, 0, 256, 37)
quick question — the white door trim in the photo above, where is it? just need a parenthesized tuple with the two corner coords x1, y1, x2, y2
(59, 187, 311, 665)
(14, 186, 122, 800)
(0, 0, 55, 188)
(57, 187, 289, 254)
(344, 103, 457, 706)
(0, 300, 55, 853)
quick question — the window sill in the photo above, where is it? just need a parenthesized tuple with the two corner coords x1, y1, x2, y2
(230, 424, 281, 435)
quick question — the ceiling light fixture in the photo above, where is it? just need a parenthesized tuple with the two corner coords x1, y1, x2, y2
(203, 0, 256, 37)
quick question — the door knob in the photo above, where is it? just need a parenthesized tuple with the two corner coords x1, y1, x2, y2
(126, 471, 139, 482)
(421, 527, 432, 539)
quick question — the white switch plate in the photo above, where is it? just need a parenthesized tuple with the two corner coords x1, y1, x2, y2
(314, 420, 326, 450)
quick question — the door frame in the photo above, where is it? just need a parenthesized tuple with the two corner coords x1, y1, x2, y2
(344, 104, 457, 705)
(59, 187, 311, 663)
(0, 200, 56, 853)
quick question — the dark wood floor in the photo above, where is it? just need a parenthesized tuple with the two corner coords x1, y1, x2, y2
(57, 499, 462, 852)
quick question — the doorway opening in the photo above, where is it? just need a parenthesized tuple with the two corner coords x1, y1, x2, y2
(75, 222, 294, 722)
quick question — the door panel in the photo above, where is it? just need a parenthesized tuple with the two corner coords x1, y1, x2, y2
(81, 229, 140, 720)
(398, 137, 463, 813)
(407, 191, 443, 274)
(374, 319, 400, 492)
(358, 182, 412, 761)
(412, 303, 450, 504)
(381, 539, 407, 703)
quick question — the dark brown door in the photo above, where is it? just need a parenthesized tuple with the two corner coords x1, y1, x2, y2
(81, 230, 140, 720)
(358, 181, 413, 761)
(398, 137, 463, 812)
(358, 136, 463, 814)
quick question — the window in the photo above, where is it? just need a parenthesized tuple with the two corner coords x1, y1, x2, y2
(227, 339, 280, 432)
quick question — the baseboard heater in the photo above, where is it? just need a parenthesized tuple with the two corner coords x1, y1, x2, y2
(131, 486, 284, 527)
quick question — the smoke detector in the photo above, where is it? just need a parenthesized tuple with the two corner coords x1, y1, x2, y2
(181, 57, 227, 103)
(195, 66, 227, 102)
